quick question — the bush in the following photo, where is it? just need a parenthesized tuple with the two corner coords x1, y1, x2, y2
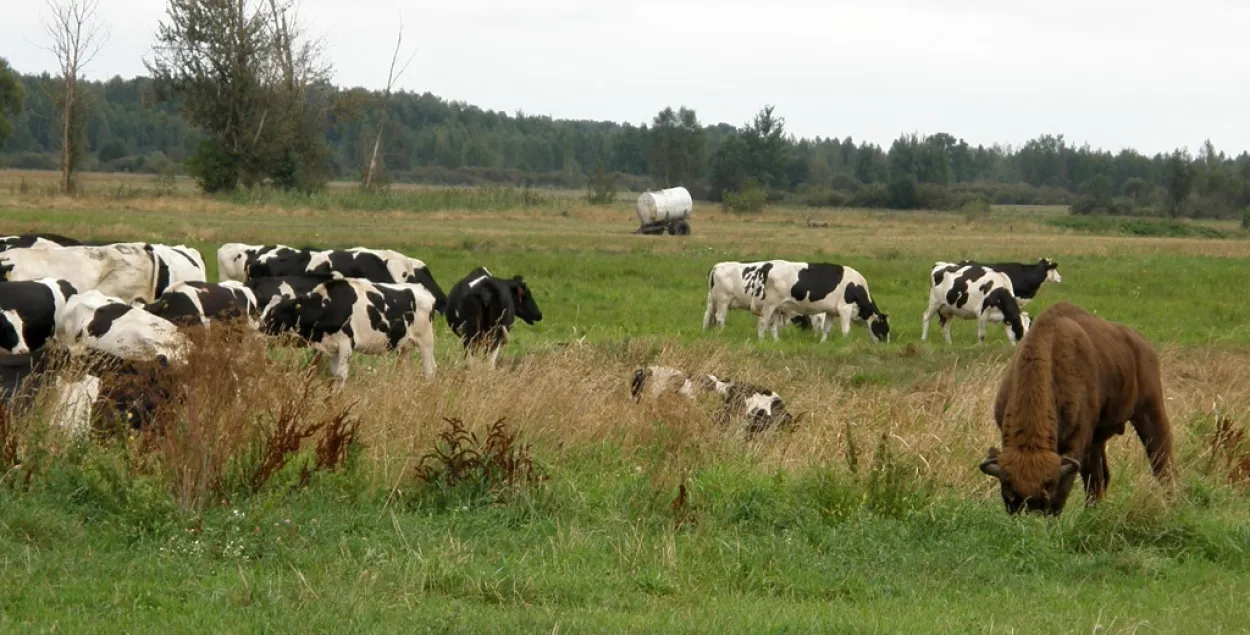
(852, 182, 891, 208)
(798, 186, 849, 208)
(721, 179, 767, 214)
(829, 173, 862, 194)
(915, 183, 953, 210)
(887, 176, 918, 209)
(185, 138, 239, 193)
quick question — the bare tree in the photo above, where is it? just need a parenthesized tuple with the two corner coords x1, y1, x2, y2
(43, 0, 108, 194)
(362, 18, 415, 189)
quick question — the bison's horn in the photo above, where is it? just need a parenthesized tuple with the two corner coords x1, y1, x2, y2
(979, 456, 1006, 480)
(1059, 456, 1080, 478)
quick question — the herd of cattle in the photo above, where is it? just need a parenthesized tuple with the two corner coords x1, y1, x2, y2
(1, 231, 1176, 515)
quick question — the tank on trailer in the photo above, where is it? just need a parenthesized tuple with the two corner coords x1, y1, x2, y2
(634, 187, 693, 236)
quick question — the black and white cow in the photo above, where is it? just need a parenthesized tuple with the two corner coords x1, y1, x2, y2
(957, 258, 1061, 305)
(0, 233, 82, 252)
(140, 281, 258, 328)
(55, 290, 188, 363)
(705, 374, 795, 437)
(244, 246, 447, 312)
(216, 243, 301, 283)
(0, 242, 206, 304)
(628, 365, 794, 437)
(445, 267, 543, 368)
(260, 278, 437, 388)
(922, 262, 1031, 344)
(630, 365, 705, 401)
(246, 273, 341, 315)
(754, 261, 890, 343)
(703, 261, 827, 333)
(0, 278, 79, 355)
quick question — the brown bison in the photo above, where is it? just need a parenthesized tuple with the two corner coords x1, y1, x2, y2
(979, 302, 1174, 515)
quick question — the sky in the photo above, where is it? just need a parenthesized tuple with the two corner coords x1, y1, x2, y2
(3, 0, 1249, 155)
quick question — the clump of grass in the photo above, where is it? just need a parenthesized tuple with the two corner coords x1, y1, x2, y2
(410, 416, 544, 507)
(1050, 215, 1231, 239)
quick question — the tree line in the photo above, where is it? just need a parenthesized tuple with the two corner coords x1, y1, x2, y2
(1, 2, 1248, 220)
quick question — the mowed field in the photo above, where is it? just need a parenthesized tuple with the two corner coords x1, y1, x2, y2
(2, 173, 1250, 633)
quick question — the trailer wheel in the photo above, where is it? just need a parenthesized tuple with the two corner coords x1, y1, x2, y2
(670, 220, 691, 236)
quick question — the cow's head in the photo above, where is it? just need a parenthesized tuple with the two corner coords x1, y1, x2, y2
(1040, 258, 1062, 284)
(867, 312, 890, 343)
(0, 310, 29, 355)
(509, 276, 543, 325)
(0, 262, 13, 281)
(979, 447, 1080, 516)
(260, 295, 321, 337)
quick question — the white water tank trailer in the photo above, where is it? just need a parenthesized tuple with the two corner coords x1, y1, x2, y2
(634, 187, 693, 236)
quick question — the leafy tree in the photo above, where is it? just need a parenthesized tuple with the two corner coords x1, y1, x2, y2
(647, 107, 703, 187)
(708, 132, 749, 201)
(0, 58, 24, 147)
(741, 105, 789, 191)
(146, 0, 332, 192)
(1163, 149, 1195, 217)
(1121, 177, 1153, 203)
(1071, 175, 1114, 215)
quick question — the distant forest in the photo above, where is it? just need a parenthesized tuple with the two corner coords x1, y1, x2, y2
(3, 71, 1249, 218)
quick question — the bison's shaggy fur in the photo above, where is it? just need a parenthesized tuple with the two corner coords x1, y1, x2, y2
(980, 302, 1174, 515)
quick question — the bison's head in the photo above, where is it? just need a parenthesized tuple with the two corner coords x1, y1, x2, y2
(980, 447, 1080, 516)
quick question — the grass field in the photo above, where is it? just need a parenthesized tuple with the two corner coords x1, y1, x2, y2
(2, 172, 1250, 633)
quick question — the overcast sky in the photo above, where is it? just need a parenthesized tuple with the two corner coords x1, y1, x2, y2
(4, 0, 1248, 155)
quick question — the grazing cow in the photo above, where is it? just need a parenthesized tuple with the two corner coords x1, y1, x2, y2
(245, 246, 447, 312)
(754, 261, 890, 343)
(147, 244, 208, 297)
(140, 281, 258, 328)
(445, 267, 543, 368)
(260, 278, 437, 388)
(922, 263, 1031, 345)
(55, 290, 188, 363)
(979, 302, 1174, 516)
(0, 233, 82, 252)
(0, 279, 79, 355)
(0, 349, 165, 434)
(959, 258, 1061, 305)
(246, 273, 342, 316)
(216, 243, 300, 283)
(0, 242, 205, 303)
(705, 374, 795, 437)
(630, 365, 705, 401)
(703, 261, 827, 333)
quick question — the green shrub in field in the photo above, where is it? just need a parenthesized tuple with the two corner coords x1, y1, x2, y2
(853, 182, 891, 208)
(721, 179, 767, 214)
(1242, 208, 1250, 230)
(1050, 215, 1230, 239)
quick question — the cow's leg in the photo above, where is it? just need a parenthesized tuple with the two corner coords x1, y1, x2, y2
(921, 298, 937, 342)
(324, 340, 351, 390)
(488, 327, 510, 369)
(415, 315, 437, 379)
(940, 312, 953, 344)
(757, 304, 777, 341)
(838, 307, 853, 338)
(703, 295, 717, 330)
(820, 312, 833, 343)
(977, 312, 988, 344)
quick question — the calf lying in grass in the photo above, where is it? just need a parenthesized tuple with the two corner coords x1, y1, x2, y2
(629, 365, 795, 437)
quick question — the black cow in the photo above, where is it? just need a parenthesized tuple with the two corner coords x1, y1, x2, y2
(140, 281, 258, 328)
(445, 267, 543, 368)
(0, 279, 79, 355)
(957, 258, 1062, 305)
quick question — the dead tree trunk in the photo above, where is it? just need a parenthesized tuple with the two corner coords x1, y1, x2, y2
(43, 0, 107, 194)
(363, 20, 415, 189)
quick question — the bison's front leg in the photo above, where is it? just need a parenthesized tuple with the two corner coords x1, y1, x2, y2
(1081, 443, 1110, 504)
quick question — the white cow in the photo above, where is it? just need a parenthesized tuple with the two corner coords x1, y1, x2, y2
(754, 261, 890, 343)
(0, 243, 204, 304)
(55, 290, 188, 363)
(922, 262, 1031, 344)
(703, 261, 827, 334)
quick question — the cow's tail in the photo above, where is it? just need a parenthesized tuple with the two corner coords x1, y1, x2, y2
(702, 267, 719, 330)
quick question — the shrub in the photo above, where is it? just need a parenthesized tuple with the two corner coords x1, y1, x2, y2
(721, 178, 767, 214)
(1243, 208, 1250, 230)
(798, 186, 849, 208)
(852, 182, 891, 208)
(887, 175, 918, 209)
(411, 417, 544, 508)
(185, 138, 239, 193)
